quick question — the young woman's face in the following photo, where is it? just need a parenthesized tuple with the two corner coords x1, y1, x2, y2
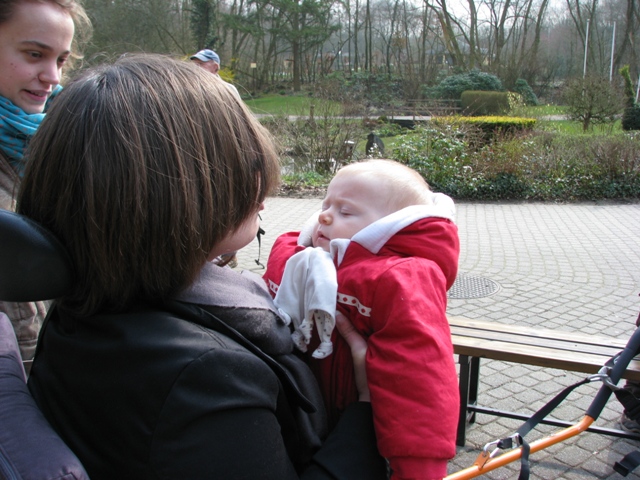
(209, 202, 265, 260)
(0, 1, 74, 114)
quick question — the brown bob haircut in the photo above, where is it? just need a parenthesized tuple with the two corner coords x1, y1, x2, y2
(18, 54, 280, 316)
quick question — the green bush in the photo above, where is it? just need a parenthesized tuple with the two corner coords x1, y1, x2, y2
(391, 125, 469, 194)
(261, 110, 365, 175)
(426, 70, 504, 100)
(620, 65, 636, 108)
(563, 76, 622, 131)
(461, 91, 511, 115)
(433, 115, 536, 144)
(375, 122, 406, 137)
(513, 79, 538, 106)
(390, 126, 640, 201)
(622, 106, 640, 131)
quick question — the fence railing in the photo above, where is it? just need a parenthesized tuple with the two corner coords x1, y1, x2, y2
(386, 99, 461, 118)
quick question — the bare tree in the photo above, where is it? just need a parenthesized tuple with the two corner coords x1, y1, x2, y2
(85, 0, 193, 59)
(423, 0, 468, 68)
(614, 0, 639, 77)
(564, 75, 623, 130)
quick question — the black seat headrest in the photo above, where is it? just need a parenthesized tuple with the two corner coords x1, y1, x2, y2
(0, 210, 73, 302)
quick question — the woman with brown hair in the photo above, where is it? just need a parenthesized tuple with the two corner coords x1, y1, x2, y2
(0, 0, 91, 367)
(18, 54, 385, 479)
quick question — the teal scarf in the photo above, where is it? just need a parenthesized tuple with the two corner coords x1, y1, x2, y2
(0, 86, 62, 176)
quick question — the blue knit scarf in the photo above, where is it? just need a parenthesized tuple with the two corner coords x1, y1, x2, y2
(0, 86, 62, 176)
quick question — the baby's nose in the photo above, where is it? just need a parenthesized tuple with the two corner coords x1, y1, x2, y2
(319, 211, 331, 224)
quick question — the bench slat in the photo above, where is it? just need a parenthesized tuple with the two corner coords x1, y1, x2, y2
(449, 325, 626, 358)
(448, 316, 640, 381)
(453, 336, 640, 379)
(449, 317, 627, 348)
(452, 332, 623, 360)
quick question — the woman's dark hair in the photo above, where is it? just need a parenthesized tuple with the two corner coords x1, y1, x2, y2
(18, 54, 281, 316)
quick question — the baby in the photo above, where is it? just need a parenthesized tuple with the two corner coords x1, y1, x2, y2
(264, 159, 460, 480)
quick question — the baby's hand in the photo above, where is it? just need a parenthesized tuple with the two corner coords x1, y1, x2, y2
(335, 312, 369, 402)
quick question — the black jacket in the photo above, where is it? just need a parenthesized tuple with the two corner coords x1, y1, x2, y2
(28, 264, 385, 479)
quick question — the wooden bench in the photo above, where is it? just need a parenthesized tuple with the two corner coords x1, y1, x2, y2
(449, 316, 640, 446)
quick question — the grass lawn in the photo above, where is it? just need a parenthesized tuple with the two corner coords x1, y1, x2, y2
(244, 94, 343, 116)
(539, 119, 624, 134)
(511, 104, 569, 117)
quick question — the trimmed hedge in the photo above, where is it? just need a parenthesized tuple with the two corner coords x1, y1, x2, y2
(461, 91, 511, 115)
(432, 116, 537, 140)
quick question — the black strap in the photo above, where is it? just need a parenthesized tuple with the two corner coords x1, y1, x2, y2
(614, 451, 640, 476)
(493, 377, 591, 480)
(496, 315, 640, 479)
(516, 378, 591, 439)
(254, 226, 266, 268)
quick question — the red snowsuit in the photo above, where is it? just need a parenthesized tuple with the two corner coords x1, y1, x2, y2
(264, 208, 460, 480)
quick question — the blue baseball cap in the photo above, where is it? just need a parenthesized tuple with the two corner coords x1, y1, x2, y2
(190, 49, 220, 64)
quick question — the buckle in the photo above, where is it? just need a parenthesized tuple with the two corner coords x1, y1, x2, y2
(590, 370, 621, 391)
(483, 434, 522, 458)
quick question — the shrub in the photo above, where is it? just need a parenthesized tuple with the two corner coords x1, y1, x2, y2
(391, 125, 470, 194)
(618, 65, 640, 131)
(622, 106, 640, 131)
(261, 107, 365, 175)
(563, 76, 623, 131)
(433, 115, 536, 144)
(219, 67, 235, 85)
(620, 65, 636, 108)
(427, 70, 504, 100)
(375, 122, 406, 137)
(513, 79, 538, 106)
(389, 125, 640, 201)
(461, 91, 511, 115)
(507, 92, 525, 111)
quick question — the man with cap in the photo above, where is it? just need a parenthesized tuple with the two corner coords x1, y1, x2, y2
(190, 49, 241, 99)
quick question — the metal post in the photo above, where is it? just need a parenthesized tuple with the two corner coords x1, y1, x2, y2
(609, 22, 616, 82)
(583, 19, 590, 78)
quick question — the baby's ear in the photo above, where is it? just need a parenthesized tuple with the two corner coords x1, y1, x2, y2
(297, 210, 321, 246)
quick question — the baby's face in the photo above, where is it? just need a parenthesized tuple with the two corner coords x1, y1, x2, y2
(315, 173, 392, 251)
(311, 223, 322, 249)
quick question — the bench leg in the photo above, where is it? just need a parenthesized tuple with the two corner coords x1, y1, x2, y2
(457, 355, 481, 447)
(469, 356, 480, 422)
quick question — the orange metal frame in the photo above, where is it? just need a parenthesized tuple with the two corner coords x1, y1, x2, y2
(445, 416, 595, 480)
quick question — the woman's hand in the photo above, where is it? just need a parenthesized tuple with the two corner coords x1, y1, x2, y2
(335, 312, 370, 402)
